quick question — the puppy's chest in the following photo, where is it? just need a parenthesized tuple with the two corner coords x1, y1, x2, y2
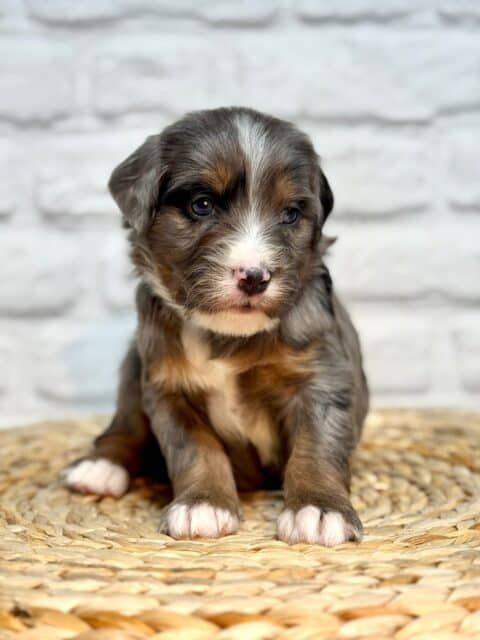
(178, 325, 279, 467)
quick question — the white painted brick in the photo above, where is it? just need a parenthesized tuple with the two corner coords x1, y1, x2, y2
(297, 0, 415, 22)
(328, 224, 431, 301)
(438, 227, 480, 303)
(26, 0, 118, 23)
(231, 31, 480, 121)
(308, 126, 431, 216)
(93, 32, 480, 122)
(438, 0, 480, 22)
(0, 321, 40, 424)
(187, 0, 278, 25)
(0, 140, 19, 218)
(35, 316, 136, 403)
(233, 28, 480, 121)
(327, 220, 480, 302)
(298, 0, 480, 25)
(93, 37, 237, 117)
(0, 8, 479, 422)
(100, 232, 136, 311)
(0, 338, 10, 396)
(453, 322, 480, 392)
(353, 312, 432, 393)
(0, 0, 27, 25)
(0, 231, 81, 316)
(33, 132, 150, 223)
(0, 38, 74, 123)
(27, 0, 278, 25)
(443, 115, 480, 210)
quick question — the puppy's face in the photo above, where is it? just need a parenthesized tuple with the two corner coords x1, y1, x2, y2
(110, 108, 333, 336)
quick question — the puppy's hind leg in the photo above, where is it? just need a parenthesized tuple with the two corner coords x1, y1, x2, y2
(64, 341, 164, 497)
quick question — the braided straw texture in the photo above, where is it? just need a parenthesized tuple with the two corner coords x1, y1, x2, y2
(1, 410, 480, 639)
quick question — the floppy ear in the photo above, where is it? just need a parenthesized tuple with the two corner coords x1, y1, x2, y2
(318, 167, 334, 222)
(108, 134, 166, 233)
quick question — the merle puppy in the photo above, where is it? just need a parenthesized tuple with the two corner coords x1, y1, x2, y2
(65, 107, 369, 546)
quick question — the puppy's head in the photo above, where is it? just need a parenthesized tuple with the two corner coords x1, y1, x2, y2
(109, 107, 333, 336)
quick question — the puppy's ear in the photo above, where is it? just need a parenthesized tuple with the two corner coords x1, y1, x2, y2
(109, 135, 166, 233)
(318, 167, 334, 222)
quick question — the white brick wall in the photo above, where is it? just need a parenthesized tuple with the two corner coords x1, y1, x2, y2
(0, 0, 479, 427)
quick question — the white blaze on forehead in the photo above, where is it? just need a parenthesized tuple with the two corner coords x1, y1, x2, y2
(235, 112, 268, 200)
(233, 114, 277, 269)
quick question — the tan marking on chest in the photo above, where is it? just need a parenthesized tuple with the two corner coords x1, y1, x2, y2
(153, 322, 279, 466)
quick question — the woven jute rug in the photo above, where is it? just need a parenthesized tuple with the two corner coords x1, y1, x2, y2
(1, 410, 480, 640)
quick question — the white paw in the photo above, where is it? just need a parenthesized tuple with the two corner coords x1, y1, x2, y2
(163, 502, 239, 539)
(64, 458, 129, 498)
(277, 505, 361, 546)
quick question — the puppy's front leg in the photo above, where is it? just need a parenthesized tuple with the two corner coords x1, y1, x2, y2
(278, 403, 362, 546)
(144, 386, 240, 539)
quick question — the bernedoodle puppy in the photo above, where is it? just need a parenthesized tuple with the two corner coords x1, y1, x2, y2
(65, 107, 369, 546)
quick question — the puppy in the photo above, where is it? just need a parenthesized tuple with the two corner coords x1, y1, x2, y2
(65, 107, 369, 545)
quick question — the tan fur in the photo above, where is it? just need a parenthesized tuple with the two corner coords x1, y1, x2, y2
(149, 322, 315, 470)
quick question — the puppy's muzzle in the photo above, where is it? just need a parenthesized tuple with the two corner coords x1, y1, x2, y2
(233, 265, 272, 296)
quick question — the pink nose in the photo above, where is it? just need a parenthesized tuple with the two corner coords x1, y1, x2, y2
(233, 265, 272, 296)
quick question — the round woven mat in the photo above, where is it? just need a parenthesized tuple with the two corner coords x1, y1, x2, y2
(1, 410, 480, 640)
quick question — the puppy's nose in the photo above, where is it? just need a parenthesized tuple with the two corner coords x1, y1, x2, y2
(234, 265, 271, 296)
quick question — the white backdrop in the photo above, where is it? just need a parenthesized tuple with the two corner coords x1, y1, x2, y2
(1, 0, 479, 426)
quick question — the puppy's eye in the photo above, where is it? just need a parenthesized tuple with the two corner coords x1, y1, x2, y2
(281, 207, 300, 225)
(191, 195, 214, 217)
